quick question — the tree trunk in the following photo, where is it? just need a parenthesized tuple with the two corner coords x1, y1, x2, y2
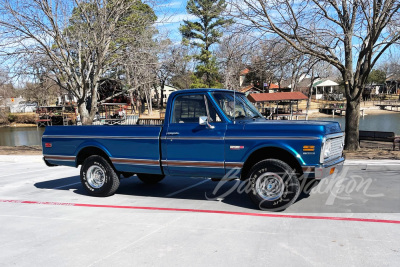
(78, 102, 91, 125)
(160, 81, 165, 109)
(344, 98, 361, 151)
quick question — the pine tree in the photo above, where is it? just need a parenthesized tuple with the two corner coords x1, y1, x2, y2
(179, 0, 232, 88)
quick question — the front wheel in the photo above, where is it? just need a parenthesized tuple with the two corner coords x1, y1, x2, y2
(247, 159, 300, 211)
(137, 174, 165, 184)
(80, 155, 120, 197)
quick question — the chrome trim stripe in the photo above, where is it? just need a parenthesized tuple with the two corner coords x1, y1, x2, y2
(111, 158, 159, 165)
(164, 136, 319, 141)
(325, 132, 345, 139)
(225, 162, 244, 168)
(44, 135, 319, 141)
(166, 165, 222, 169)
(164, 136, 225, 140)
(162, 160, 244, 169)
(44, 155, 76, 161)
(225, 136, 320, 140)
(43, 135, 159, 140)
(164, 160, 224, 168)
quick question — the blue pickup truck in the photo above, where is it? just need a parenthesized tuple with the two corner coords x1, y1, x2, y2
(42, 89, 345, 210)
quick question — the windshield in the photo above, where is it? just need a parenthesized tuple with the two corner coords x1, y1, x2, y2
(212, 92, 264, 120)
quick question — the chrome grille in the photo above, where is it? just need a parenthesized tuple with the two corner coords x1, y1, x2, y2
(325, 135, 344, 162)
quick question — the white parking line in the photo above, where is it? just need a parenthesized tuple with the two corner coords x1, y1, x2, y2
(49, 182, 81, 190)
(52, 182, 81, 189)
(0, 168, 57, 178)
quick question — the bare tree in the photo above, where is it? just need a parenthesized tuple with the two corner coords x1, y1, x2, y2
(216, 31, 251, 90)
(230, 0, 400, 151)
(169, 42, 196, 90)
(0, 0, 154, 124)
(0, 68, 14, 101)
(155, 40, 185, 108)
(119, 24, 159, 115)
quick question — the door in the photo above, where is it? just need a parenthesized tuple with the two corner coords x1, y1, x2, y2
(163, 93, 226, 177)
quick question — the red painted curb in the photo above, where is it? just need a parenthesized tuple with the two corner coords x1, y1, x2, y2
(1, 199, 400, 224)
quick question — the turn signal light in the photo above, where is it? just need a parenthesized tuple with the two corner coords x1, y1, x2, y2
(330, 167, 335, 175)
(303, 145, 315, 152)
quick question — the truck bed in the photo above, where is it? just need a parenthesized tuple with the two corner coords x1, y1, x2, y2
(42, 125, 163, 175)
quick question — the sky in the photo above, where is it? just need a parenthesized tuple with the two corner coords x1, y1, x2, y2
(153, 0, 193, 42)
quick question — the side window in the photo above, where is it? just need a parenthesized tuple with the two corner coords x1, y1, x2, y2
(172, 95, 207, 123)
(205, 97, 222, 123)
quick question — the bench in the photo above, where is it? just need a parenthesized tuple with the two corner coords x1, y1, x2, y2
(36, 119, 52, 127)
(359, 130, 400, 151)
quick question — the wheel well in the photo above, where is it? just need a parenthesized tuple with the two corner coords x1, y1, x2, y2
(76, 147, 111, 167)
(240, 147, 303, 180)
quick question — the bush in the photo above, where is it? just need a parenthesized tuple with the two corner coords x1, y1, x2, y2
(10, 113, 37, 123)
(7, 114, 17, 123)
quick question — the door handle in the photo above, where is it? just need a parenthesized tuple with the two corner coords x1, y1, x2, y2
(166, 132, 179, 136)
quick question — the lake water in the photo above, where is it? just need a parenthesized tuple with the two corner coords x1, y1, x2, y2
(0, 127, 45, 146)
(0, 113, 399, 146)
(311, 113, 400, 134)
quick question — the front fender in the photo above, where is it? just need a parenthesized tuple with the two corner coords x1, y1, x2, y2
(241, 142, 306, 166)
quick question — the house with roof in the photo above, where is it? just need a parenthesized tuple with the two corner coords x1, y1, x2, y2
(239, 68, 280, 94)
(248, 92, 309, 120)
(386, 74, 400, 94)
(151, 85, 178, 104)
(280, 76, 340, 100)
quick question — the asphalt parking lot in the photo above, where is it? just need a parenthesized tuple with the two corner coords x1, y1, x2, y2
(0, 156, 399, 266)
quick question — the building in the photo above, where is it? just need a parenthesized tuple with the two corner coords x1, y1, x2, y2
(248, 92, 309, 120)
(386, 74, 400, 94)
(152, 85, 178, 104)
(280, 76, 340, 100)
(4, 97, 38, 113)
(57, 93, 78, 106)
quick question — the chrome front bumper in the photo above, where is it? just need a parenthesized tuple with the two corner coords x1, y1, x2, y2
(302, 157, 345, 179)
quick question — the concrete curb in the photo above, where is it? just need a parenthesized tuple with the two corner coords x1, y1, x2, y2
(0, 155, 43, 163)
(345, 159, 400, 165)
(344, 159, 400, 171)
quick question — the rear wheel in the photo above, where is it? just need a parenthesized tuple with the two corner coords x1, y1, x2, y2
(247, 159, 300, 211)
(80, 155, 120, 197)
(137, 174, 165, 184)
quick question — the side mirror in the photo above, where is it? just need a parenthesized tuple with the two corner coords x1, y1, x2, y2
(199, 116, 208, 126)
(199, 116, 215, 129)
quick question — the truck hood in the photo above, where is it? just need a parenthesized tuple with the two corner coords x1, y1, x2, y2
(242, 120, 342, 136)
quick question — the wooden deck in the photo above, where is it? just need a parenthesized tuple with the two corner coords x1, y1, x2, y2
(375, 103, 400, 111)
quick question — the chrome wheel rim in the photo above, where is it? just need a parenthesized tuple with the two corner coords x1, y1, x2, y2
(87, 165, 106, 188)
(255, 172, 284, 201)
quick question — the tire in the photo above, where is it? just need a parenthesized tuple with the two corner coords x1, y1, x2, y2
(246, 159, 300, 211)
(80, 155, 120, 197)
(137, 174, 165, 184)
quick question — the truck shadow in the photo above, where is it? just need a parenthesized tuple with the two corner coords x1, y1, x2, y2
(34, 175, 320, 211)
(34, 175, 255, 209)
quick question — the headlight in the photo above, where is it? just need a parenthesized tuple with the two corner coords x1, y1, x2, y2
(320, 138, 332, 163)
(324, 140, 332, 158)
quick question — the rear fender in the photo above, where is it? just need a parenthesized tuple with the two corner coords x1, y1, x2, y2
(74, 141, 112, 167)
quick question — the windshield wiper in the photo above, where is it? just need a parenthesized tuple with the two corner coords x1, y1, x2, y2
(252, 114, 263, 119)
